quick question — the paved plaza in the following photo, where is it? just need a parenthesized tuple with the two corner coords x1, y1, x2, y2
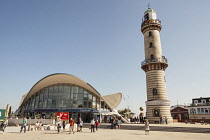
(1, 123, 210, 140)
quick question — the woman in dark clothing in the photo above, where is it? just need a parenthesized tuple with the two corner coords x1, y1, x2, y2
(62, 120, 66, 130)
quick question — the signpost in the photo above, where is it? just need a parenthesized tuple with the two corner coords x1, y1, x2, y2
(0, 109, 6, 122)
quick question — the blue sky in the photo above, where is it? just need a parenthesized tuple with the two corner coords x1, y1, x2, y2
(0, 0, 210, 115)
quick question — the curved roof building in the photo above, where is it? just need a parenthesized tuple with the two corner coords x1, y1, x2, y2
(18, 73, 122, 122)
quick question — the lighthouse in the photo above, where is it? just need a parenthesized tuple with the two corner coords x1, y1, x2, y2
(141, 7, 173, 123)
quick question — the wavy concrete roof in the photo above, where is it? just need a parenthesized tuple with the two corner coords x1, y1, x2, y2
(20, 92, 28, 106)
(102, 93, 122, 108)
(21, 73, 101, 105)
(20, 73, 122, 109)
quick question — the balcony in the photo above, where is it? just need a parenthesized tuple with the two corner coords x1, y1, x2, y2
(141, 19, 161, 28)
(141, 57, 168, 66)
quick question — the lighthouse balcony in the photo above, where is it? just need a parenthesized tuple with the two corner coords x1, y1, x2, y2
(141, 56, 168, 66)
(141, 19, 161, 28)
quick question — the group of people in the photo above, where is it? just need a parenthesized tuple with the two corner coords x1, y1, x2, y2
(34, 121, 43, 131)
(0, 117, 8, 134)
(110, 118, 121, 129)
(56, 117, 83, 134)
(159, 116, 168, 124)
(90, 118, 99, 132)
(55, 117, 99, 134)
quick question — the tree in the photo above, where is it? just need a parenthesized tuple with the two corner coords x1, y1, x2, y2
(118, 108, 131, 116)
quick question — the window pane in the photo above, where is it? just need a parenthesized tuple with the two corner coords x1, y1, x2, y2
(92, 101, 96, 108)
(47, 93, 53, 108)
(84, 93, 88, 100)
(101, 101, 104, 109)
(96, 101, 100, 109)
(63, 93, 70, 99)
(57, 93, 63, 108)
(72, 100, 78, 108)
(71, 93, 78, 100)
(93, 96, 96, 102)
(49, 87, 53, 93)
(54, 86, 58, 93)
(52, 93, 57, 108)
(78, 94, 84, 101)
(72, 86, 78, 93)
(64, 86, 69, 93)
(44, 88, 48, 94)
(43, 92, 48, 108)
(78, 101, 83, 108)
(78, 88, 84, 93)
(31, 96, 35, 109)
(88, 100, 92, 108)
(83, 101, 88, 108)
(35, 94, 39, 108)
(88, 93, 92, 101)
(39, 93, 43, 108)
(59, 85, 64, 93)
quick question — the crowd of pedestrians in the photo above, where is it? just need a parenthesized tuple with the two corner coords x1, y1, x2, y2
(1, 115, 170, 136)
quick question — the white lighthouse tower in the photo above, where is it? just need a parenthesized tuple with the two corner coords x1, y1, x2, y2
(141, 7, 173, 123)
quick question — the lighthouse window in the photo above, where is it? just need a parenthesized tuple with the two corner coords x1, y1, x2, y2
(149, 42, 153, 48)
(153, 88, 158, 95)
(149, 32, 152, 37)
(144, 13, 149, 20)
(150, 54, 154, 60)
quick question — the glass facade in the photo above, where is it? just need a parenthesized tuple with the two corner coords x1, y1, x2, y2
(24, 84, 102, 110)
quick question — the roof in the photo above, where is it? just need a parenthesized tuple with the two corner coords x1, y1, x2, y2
(192, 97, 210, 100)
(21, 73, 101, 105)
(19, 92, 28, 106)
(144, 8, 156, 15)
(102, 93, 122, 108)
(171, 105, 188, 111)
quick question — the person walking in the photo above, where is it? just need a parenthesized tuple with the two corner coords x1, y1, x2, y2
(20, 118, 27, 133)
(145, 119, 150, 135)
(95, 120, 99, 131)
(165, 116, 168, 125)
(117, 119, 121, 129)
(56, 117, 62, 134)
(76, 117, 81, 132)
(62, 120, 66, 130)
(79, 119, 83, 132)
(160, 116, 163, 124)
(90, 118, 95, 132)
(69, 118, 75, 134)
(1, 117, 8, 134)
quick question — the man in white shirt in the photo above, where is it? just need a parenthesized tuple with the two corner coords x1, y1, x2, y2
(90, 119, 95, 132)
(34, 121, 40, 131)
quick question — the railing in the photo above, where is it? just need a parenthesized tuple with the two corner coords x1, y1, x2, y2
(190, 102, 210, 106)
(141, 19, 161, 28)
(141, 57, 168, 66)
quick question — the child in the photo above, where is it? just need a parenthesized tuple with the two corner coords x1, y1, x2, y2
(95, 120, 99, 131)
(145, 119, 149, 135)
